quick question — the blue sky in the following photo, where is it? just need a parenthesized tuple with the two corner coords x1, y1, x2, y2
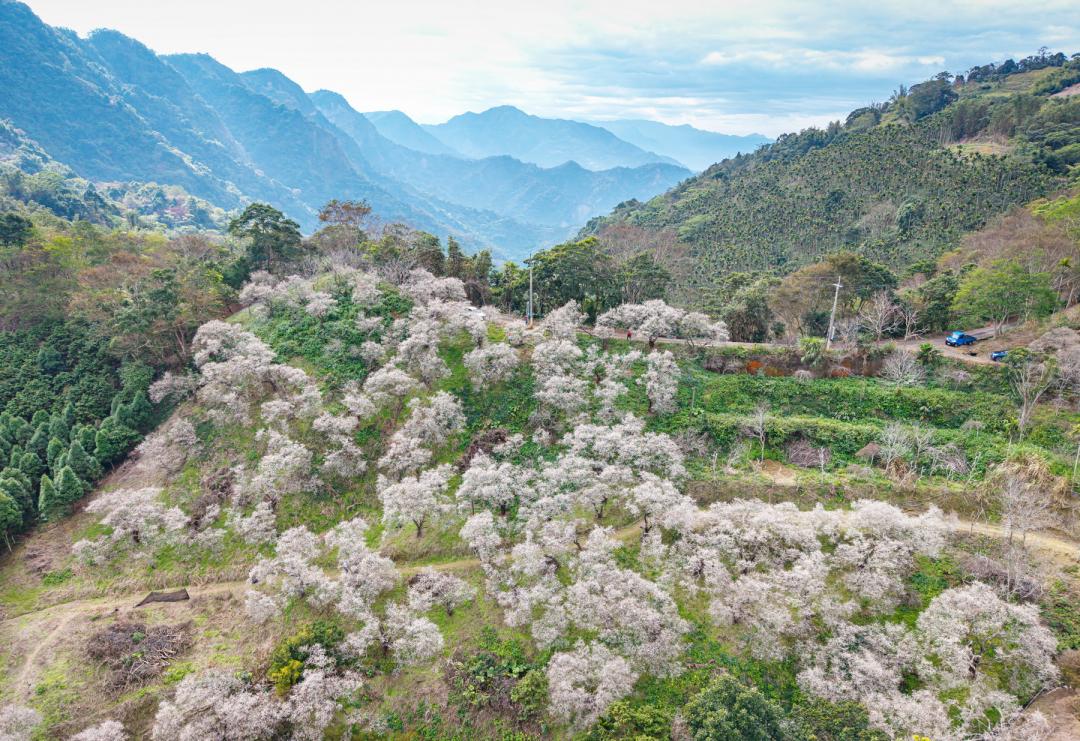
(26, 0, 1080, 136)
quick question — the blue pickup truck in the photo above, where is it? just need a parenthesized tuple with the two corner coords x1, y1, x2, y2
(945, 331, 978, 347)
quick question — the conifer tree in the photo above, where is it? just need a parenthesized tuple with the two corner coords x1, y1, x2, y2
(0, 473, 32, 517)
(47, 414, 68, 444)
(46, 437, 65, 471)
(75, 426, 97, 453)
(0, 490, 20, 549)
(59, 402, 75, 430)
(10, 417, 31, 446)
(67, 439, 102, 483)
(123, 391, 153, 432)
(37, 474, 60, 521)
(19, 451, 44, 482)
(56, 466, 85, 510)
(94, 418, 140, 466)
(26, 425, 49, 459)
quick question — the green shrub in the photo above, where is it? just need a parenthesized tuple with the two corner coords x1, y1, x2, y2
(684, 673, 788, 741)
(589, 700, 672, 740)
(789, 697, 887, 741)
(267, 619, 347, 694)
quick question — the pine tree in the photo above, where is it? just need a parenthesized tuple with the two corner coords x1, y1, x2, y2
(447, 236, 467, 279)
(26, 425, 49, 460)
(122, 391, 153, 432)
(59, 402, 76, 430)
(37, 474, 61, 521)
(94, 417, 140, 466)
(30, 410, 48, 429)
(0, 473, 32, 517)
(55, 466, 85, 510)
(67, 439, 102, 483)
(10, 417, 31, 446)
(0, 490, 20, 549)
(75, 425, 97, 453)
(18, 451, 44, 482)
(46, 437, 65, 471)
(47, 414, 68, 444)
(9, 445, 23, 468)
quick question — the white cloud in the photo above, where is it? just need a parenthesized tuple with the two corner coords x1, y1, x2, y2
(23, 0, 1080, 137)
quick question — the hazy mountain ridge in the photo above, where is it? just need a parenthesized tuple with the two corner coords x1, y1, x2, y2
(309, 92, 691, 230)
(591, 118, 772, 171)
(364, 109, 462, 156)
(423, 105, 685, 170)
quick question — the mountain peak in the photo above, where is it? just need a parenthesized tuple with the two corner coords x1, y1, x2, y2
(427, 106, 684, 170)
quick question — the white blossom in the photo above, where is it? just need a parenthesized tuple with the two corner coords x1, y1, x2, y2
(379, 464, 455, 537)
(151, 670, 284, 740)
(464, 343, 519, 386)
(547, 641, 637, 728)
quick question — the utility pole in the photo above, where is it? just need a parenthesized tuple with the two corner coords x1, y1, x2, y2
(527, 266, 534, 327)
(825, 276, 843, 350)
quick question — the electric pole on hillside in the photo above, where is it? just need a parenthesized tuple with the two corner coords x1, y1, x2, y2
(527, 266, 534, 327)
(825, 276, 843, 350)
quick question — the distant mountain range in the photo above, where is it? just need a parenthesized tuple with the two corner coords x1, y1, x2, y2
(0, 0, 767, 259)
(589, 119, 771, 172)
(421, 105, 684, 170)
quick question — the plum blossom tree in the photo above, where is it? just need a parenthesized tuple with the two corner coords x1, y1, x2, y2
(0, 705, 41, 741)
(238, 430, 315, 504)
(283, 646, 363, 741)
(598, 299, 727, 347)
(455, 452, 529, 516)
(70, 720, 128, 741)
(916, 582, 1058, 697)
(324, 517, 399, 619)
(229, 500, 277, 545)
(187, 321, 322, 426)
(361, 365, 419, 415)
(881, 350, 926, 386)
(246, 526, 336, 622)
(395, 316, 449, 384)
(626, 473, 696, 534)
(378, 393, 464, 478)
(540, 301, 585, 340)
(73, 487, 187, 565)
(378, 464, 455, 537)
(151, 670, 284, 740)
(401, 269, 467, 305)
(382, 603, 445, 665)
(133, 418, 199, 475)
(464, 343, 519, 386)
(460, 511, 502, 564)
(546, 641, 637, 729)
(406, 568, 476, 615)
(640, 351, 678, 414)
(535, 374, 589, 420)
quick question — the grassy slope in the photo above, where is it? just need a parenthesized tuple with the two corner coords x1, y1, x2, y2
(1, 314, 1078, 738)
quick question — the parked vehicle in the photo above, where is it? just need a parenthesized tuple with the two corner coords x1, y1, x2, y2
(990, 350, 1008, 361)
(945, 331, 978, 347)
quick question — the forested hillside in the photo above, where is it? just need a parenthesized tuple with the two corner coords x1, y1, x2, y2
(583, 53, 1080, 294)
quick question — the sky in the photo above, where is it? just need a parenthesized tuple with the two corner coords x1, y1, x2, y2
(24, 0, 1080, 137)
